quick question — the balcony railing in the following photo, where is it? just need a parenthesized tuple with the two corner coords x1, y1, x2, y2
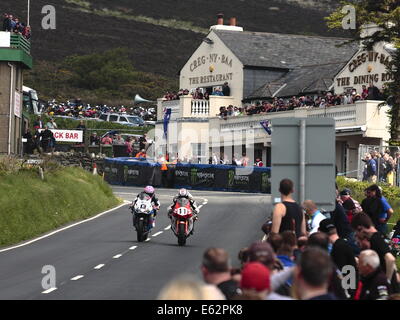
(191, 99, 210, 116)
(211, 100, 390, 141)
(10, 34, 30, 55)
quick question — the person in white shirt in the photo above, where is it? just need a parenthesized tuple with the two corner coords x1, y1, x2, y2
(302, 200, 327, 234)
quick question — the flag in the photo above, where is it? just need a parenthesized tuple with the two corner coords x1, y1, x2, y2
(260, 120, 272, 135)
(163, 108, 172, 139)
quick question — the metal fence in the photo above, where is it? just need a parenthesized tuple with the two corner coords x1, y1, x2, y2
(357, 144, 400, 187)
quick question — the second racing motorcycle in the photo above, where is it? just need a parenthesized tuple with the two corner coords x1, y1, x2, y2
(170, 197, 195, 246)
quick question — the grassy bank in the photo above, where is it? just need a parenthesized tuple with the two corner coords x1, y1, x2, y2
(0, 166, 121, 247)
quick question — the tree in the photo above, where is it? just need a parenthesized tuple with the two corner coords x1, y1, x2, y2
(327, 0, 400, 145)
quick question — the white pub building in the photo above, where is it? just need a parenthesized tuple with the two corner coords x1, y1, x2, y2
(155, 15, 393, 178)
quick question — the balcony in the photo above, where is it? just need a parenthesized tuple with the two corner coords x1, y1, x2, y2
(10, 34, 31, 54)
(0, 32, 32, 69)
(157, 95, 235, 120)
(208, 100, 391, 146)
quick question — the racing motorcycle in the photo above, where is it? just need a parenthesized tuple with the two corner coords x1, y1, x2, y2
(131, 194, 156, 242)
(170, 198, 195, 246)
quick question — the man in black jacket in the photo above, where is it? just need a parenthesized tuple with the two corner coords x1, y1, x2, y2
(2, 13, 11, 31)
(358, 250, 391, 300)
(39, 126, 54, 153)
(222, 82, 231, 96)
(361, 184, 383, 227)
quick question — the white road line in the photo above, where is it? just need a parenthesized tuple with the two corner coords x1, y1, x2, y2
(42, 287, 57, 294)
(152, 231, 163, 237)
(129, 246, 138, 250)
(145, 238, 151, 242)
(198, 205, 203, 209)
(71, 275, 84, 281)
(164, 225, 171, 230)
(0, 202, 128, 254)
(113, 254, 123, 259)
(94, 264, 105, 270)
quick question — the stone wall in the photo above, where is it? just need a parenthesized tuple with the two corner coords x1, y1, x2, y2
(28, 152, 106, 175)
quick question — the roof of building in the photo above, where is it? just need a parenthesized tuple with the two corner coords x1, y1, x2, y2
(246, 62, 348, 99)
(214, 30, 359, 69)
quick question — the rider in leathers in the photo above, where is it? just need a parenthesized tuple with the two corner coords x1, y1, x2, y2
(131, 186, 160, 228)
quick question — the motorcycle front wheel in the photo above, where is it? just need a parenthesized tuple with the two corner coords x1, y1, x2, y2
(178, 223, 186, 246)
(137, 219, 145, 242)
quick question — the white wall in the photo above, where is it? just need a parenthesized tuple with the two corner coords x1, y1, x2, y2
(179, 30, 244, 107)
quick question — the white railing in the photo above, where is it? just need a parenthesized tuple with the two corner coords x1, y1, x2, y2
(191, 99, 210, 116)
(307, 104, 357, 124)
(216, 102, 375, 131)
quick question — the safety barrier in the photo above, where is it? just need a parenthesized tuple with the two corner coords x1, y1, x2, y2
(103, 158, 271, 194)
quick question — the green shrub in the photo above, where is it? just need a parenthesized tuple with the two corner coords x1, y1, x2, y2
(336, 176, 400, 226)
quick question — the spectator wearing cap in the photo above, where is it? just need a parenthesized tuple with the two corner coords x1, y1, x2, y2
(271, 179, 306, 238)
(355, 250, 391, 300)
(351, 213, 398, 292)
(330, 186, 353, 240)
(294, 247, 337, 300)
(201, 248, 242, 300)
(302, 200, 326, 235)
(239, 262, 293, 300)
(319, 219, 357, 272)
(339, 188, 362, 224)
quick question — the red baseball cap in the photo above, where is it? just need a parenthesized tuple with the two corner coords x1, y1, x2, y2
(240, 262, 270, 292)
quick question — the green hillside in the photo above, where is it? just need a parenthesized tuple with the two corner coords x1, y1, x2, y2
(1, 0, 347, 102)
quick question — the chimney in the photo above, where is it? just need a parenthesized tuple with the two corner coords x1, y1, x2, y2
(217, 13, 224, 25)
(229, 17, 237, 27)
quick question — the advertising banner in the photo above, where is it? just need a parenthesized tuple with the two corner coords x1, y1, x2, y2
(104, 159, 271, 193)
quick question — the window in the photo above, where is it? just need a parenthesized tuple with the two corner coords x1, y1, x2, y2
(128, 117, 144, 124)
(109, 115, 118, 122)
(192, 143, 207, 163)
(100, 114, 108, 121)
(119, 117, 128, 123)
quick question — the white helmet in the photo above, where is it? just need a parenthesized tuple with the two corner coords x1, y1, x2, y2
(179, 188, 188, 197)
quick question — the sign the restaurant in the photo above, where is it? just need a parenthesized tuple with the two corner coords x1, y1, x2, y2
(188, 53, 234, 86)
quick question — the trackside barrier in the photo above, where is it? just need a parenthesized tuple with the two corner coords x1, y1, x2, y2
(103, 158, 271, 194)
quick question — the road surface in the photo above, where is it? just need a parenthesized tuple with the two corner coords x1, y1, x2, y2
(0, 187, 270, 300)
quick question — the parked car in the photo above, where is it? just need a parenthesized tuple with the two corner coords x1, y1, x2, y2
(97, 113, 145, 127)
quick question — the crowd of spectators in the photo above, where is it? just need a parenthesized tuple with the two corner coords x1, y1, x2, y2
(90, 132, 149, 158)
(362, 150, 400, 187)
(2, 13, 31, 39)
(218, 83, 385, 119)
(157, 179, 400, 300)
(163, 83, 231, 101)
(44, 98, 156, 121)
